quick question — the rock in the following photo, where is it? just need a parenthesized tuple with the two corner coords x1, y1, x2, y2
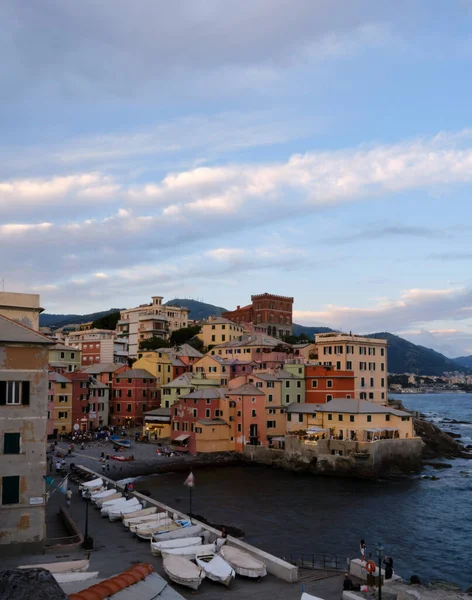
(410, 575, 422, 585)
(0, 569, 69, 600)
(414, 418, 466, 459)
(423, 462, 452, 469)
(465, 585, 472, 595)
(444, 432, 462, 439)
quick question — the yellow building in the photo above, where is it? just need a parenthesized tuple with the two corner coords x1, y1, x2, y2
(133, 349, 186, 386)
(286, 399, 414, 441)
(198, 317, 244, 348)
(192, 355, 229, 383)
(48, 372, 73, 435)
(314, 332, 388, 405)
(292, 343, 317, 361)
(195, 417, 233, 453)
(161, 372, 220, 408)
(143, 408, 171, 440)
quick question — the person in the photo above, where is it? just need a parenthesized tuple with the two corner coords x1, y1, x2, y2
(128, 482, 134, 492)
(66, 488, 72, 507)
(56, 461, 61, 474)
(343, 574, 354, 591)
(81, 442, 85, 450)
(383, 556, 393, 580)
(360, 539, 366, 562)
(221, 527, 228, 539)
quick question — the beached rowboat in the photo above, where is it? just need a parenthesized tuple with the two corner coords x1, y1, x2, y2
(152, 524, 202, 542)
(94, 492, 122, 507)
(109, 501, 143, 521)
(162, 555, 205, 591)
(18, 559, 89, 573)
(150, 537, 202, 556)
(161, 543, 217, 559)
(90, 489, 116, 503)
(196, 551, 236, 587)
(219, 546, 267, 578)
(110, 455, 133, 462)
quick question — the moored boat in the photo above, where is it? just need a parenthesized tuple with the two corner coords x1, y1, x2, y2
(124, 513, 165, 528)
(150, 537, 203, 556)
(128, 513, 172, 533)
(162, 555, 205, 591)
(94, 492, 122, 507)
(135, 521, 181, 540)
(110, 435, 131, 449)
(162, 543, 217, 559)
(100, 497, 136, 517)
(18, 558, 89, 573)
(90, 488, 116, 503)
(79, 477, 103, 490)
(196, 551, 235, 586)
(109, 500, 142, 521)
(152, 524, 202, 542)
(219, 546, 267, 578)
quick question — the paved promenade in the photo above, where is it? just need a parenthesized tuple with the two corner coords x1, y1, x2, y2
(3, 473, 345, 600)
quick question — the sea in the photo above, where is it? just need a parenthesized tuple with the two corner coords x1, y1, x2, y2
(135, 394, 472, 589)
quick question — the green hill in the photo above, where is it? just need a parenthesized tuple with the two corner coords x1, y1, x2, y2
(453, 355, 472, 369)
(39, 308, 123, 328)
(165, 298, 228, 320)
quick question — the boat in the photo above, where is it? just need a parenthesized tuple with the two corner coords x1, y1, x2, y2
(162, 543, 217, 559)
(110, 455, 134, 462)
(196, 551, 236, 587)
(136, 521, 182, 540)
(52, 571, 99, 584)
(150, 537, 203, 556)
(94, 492, 122, 507)
(100, 498, 138, 519)
(109, 501, 143, 521)
(152, 524, 202, 542)
(301, 594, 325, 600)
(79, 477, 103, 490)
(123, 512, 165, 528)
(121, 506, 157, 521)
(162, 555, 205, 591)
(90, 489, 116, 503)
(82, 486, 104, 498)
(18, 558, 89, 573)
(219, 546, 267, 578)
(110, 435, 131, 449)
(128, 513, 171, 532)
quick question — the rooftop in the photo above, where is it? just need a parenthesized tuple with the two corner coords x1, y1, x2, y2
(48, 372, 73, 383)
(214, 332, 281, 349)
(197, 418, 228, 426)
(286, 399, 410, 416)
(116, 368, 155, 380)
(181, 387, 226, 400)
(0, 314, 54, 345)
(162, 372, 194, 388)
(49, 343, 81, 352)
(228, 383, 265, 396)
(82, 363, 125, 374)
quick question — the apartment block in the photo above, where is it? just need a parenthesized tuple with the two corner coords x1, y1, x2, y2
(222, 293, 294, 338)
(0, 291, 44, 331)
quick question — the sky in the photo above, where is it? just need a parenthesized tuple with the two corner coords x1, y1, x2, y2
(2, 0, 472, 357)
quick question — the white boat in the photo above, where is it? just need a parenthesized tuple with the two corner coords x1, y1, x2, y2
(109, 501, 142, 521)
(152, 524, 202, 542)
(95, 493, 122, 507)
(121, 506, 157, 521)
(301, 594, 325, 600)
(82, 486, 104, 498)
(18, 558, 90, 573)
(161, 543, 217, 559)
(79, 477, 103, 490)
(124, 513, 166, 528)
(53, 571, 99, 584)
(128, 511, 169, 530)
(196, 551, 235, 587)
(162, 555, 205, 591)
(101, 497, 138, 517)
(136, 521, 180, 540)
(90, 488, 116, 503)
(219, 546, 267, 578)
(151, 537, 203, 556)
(129, 516, 172, 534)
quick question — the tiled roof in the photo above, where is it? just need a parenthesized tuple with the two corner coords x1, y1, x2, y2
(214, 332, 281, 348)
(181, 387, 226, 400)
(116, 369, 155, 379)
(203, 317, 239, 326)
(0, 314, 54, 345)
(144, 407, 171, 417)
(48, 372, 73, 383)
(81, 363, 124, 374)
(228, 383, 265, 396)
(286, 403, 324, 414)
(162, 372, 194, 388)
(286, 399, 410, 416)
(68, 563, 154, 600)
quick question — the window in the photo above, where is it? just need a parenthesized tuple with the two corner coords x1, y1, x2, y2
(381, 348, 385, 356)
(127, 389, 132, 398)
(60, 352, 65, 358)
(338, 414, 343, 421)
(58, 411, 68, 419)
(327, 380, 333, 388)
(360, 377, 365, 388)
(80, 382, 87, 389)
(143, 390, 147, 397)
(367, 415, 372, 422)
(268, 394, 273, 402)
(370, 378, 374, 387)
(4, 433, 20, 454)
(285, 394, 290, 403)
(386, 414, 390, 422)
(360, 392, 366, 400)
(360, 362, 366, 371)
(211, 335, 215, 342)
(237, 410, 241, 417)
(215, 410, 222, 417)
(206, 409, 211, 418)
(349, 415, 355, 423)
(346, 361, 352, 370)
(381, 363, 385, 371)
(237, 424, 242, 432)
(116, 404, 121, 413)
(0, 381, 30, 406)
(381, 392, 385, 400)
(252, 397, 256, 403)
(252, 409, 256, 417)
(336, 361, 341, 370)
(287, 413, 292, 422)
(297, 381, 301, 388)
(326, 394, 333, 402)
(369, 393, 374, 400)
(369, 362, 376, 371)
(381, 378, 385, 387)
(267, 421, 276, 429)
(311, 381, 318, 388)
(173, 422, 180, 431)
(2, 476, 20, 505)
(182, 422, 188, 432)
(328, 414, 332, 421)
(71, 353, 75, 359)
(298, 414, 303, 423)
(266, 382, 274, 388)
(297, 394, 301, 402)
(127, 404, 132, 412)
(222, 335, 226, 342)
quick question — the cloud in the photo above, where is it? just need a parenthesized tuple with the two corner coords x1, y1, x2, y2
(330, 224, 446, 244)
(294, 287, 472, 335)
(398, 328, 472, 359)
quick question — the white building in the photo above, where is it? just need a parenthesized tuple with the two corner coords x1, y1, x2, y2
(117, 296, 189, 358)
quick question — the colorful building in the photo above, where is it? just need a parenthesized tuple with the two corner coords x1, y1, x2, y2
(111, 368, 158, 427)
(81, 362, 128, 387)
(222, 292, 294, 338)
(133, 349, 188, 387)
(66, 329, 117, 367)
(226, 383, 266, 451)
(48, 343, 81, 374)
(211, 332, 292, 368)
(161, 372, 220, 408)
(303, 364, 355, 404)
(143, 407, 171, 440)
(48, 372, 73, 435)
(314, 332, 388, 405)
(192, 354, 229, 383)
(198, 317, 244, 348)
(63, 371, 91, 433)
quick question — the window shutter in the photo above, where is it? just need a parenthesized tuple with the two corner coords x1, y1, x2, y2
(2, 475, 20, 504)
(0, 382, 6, 406)
(4, 433, 20, 454)
(21, 381, 30, 405)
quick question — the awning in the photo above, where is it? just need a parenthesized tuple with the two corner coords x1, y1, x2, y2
(383, 427, 399, 431)
(307, 426, 326, 433)
(174, 434, 190, 442)
(271, 436, 286, 442)
(365, 428, 382, 432)
(145, 416, 170, 422)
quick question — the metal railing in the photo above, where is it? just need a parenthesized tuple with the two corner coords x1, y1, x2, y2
(289, 553, 349, 571)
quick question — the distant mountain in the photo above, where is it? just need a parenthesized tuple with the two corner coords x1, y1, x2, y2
(454, 355, 472, 369)
(39, 309, 123, 328)
(292, 323, 336, 338)
(367, 332, 468, 376)
(165, 299, 228, 320)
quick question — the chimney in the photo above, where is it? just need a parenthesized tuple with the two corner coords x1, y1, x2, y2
(237, 305, 240, 310)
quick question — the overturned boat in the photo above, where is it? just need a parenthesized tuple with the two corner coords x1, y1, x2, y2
(150, 536, 203, 556)
(219, 546, 267, 578)
(162, 554, 205, 591)
(196, 550, 235, 587)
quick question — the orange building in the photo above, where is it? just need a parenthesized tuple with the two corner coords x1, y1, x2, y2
(222, 293, 294, 338)
(226, 383, 266, 451)
(305, 365, 355, 404)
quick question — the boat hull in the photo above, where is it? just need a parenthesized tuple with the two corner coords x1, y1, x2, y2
(151, 537, 203, 556)
(196, 553, 235, 587)
(18, 559, 89, 573)
(162, 555, 205, 591)
(219, 546, 267, 578)
(152, 524, 202, 542)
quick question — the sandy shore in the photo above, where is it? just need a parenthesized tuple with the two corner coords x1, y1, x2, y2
(53, 440, 241, 482)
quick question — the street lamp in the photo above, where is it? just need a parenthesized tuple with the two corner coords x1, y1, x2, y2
(376, 543, 384, 600)
(83, 489, 94, 550)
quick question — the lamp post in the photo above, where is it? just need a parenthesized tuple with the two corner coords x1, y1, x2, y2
(83, 489, 93, 550)
(376, 543, 384, 600)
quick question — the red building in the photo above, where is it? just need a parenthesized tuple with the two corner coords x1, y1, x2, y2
(171, 388, 226, 454)
(226, 383, 266, 451)
(222, 293, 294, 338)
(64, 371, 92, 432)
(111, 368, 158, 427)
(305, 365, 355, 404)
